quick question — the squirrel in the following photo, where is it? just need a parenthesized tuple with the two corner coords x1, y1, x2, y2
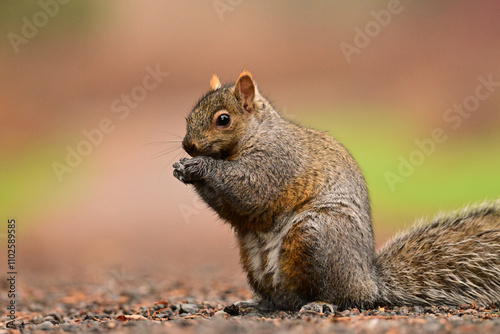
(173, 70, 500, 312)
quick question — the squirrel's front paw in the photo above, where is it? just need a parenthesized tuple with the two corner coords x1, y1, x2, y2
(173, 157, 208, 184)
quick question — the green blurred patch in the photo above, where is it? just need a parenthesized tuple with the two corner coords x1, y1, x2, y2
(0, 136, 91, 227)
(294, 104, 500, 229)
(0, 1, 105, 38)
(2, 105, 498, 233)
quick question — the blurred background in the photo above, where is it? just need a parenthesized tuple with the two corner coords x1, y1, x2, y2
(1, 1, 499, 286)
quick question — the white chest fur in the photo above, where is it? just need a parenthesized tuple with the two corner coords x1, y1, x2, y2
(239, 218, 296, 287)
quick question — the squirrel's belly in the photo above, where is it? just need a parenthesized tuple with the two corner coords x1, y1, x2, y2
(239, 231, 284, 290)
(238, 216, 319, 309)
(238, 218, 297, 295)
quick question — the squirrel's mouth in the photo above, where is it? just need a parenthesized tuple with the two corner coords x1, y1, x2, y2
(183, 138, 236, 160)
(183, 143, 222, 159)
(182, 138, 205, 157)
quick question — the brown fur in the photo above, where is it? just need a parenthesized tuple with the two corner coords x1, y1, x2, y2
(173, 70, 500, 311)
(280, 221, 315, 299)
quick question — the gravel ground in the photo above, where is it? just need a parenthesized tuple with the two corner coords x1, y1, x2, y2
(2, 274, 500, 334)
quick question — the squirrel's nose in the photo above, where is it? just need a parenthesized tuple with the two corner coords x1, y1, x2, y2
(182, 137, 198, 156)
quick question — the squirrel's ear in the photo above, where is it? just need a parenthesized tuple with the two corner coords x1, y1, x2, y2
(210, 74, 221, 91)
(234, 70, 256, 112)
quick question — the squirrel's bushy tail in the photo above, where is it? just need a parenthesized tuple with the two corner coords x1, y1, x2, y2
(377, 199, 500, 307)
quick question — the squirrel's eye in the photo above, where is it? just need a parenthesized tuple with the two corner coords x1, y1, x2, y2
(216, 113, 231, 127)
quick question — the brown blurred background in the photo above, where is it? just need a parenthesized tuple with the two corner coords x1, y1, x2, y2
(1, 1, 499, 286)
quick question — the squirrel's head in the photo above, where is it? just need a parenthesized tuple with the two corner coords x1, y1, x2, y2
(182, 70, 259, 160)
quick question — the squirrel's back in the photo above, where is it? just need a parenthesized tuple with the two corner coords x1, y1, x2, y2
(378, 200, 500, 307)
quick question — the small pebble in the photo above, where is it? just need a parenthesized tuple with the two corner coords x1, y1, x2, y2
(341, 309, 351, 316)
(180, 303, 199, 314)
(31, 315, 43, 324)
(185, 296, 196, 304)
(61, 323, 79, 332)
(398, 306, 409, 315)
(156, 309, 173, 319)
(214, 310, 229, 317)
(48, 313, 63, 322)
(350, 308, 360, 316)
(36, 321, 55, 330)
(413, 306, 424, 313)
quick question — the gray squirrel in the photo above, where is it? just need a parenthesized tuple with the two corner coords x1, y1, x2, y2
(173, 70, 500, 312)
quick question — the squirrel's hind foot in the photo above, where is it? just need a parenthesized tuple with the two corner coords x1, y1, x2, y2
(300, 301, 337, 315)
